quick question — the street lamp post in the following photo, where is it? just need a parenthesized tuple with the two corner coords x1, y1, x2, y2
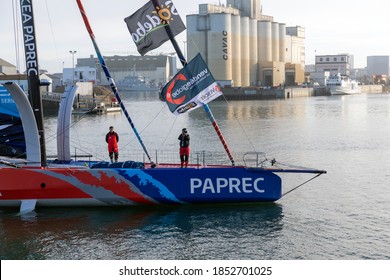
(69, 50, 77, 85)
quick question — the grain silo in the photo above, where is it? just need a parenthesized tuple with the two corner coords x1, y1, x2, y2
(231, 14, 242, 86)
(240, 16, 250, 87)
(186, 14, 207, 62)
(258, 20, 272, 62)
(279, 23, 286, 63)
(249, 18, 258, 86)
(185, 1, 305, 87)
(272, 22, 279, 62)
(207, 13, 232, 82)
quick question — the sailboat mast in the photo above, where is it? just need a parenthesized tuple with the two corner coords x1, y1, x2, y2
(76, 0, 155, 166)
(151, 0, 235, 166)
(19, 0, 47, 166)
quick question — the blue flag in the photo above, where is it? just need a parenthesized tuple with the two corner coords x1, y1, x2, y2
(161, 54, 223, 115)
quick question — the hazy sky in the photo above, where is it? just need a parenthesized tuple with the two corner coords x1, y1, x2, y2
(1, 0, 389, 73)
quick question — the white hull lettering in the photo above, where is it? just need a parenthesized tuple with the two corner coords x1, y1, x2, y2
(190, 177, 265, 194)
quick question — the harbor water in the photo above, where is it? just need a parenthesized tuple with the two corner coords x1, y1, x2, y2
(1, 92, 390, 259)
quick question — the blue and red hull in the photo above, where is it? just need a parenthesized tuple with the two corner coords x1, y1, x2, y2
(0, 165, 282, 208)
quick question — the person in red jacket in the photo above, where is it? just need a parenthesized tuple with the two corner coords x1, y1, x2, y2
(178, 128, 190, 168)
(106, 126, 119, 163)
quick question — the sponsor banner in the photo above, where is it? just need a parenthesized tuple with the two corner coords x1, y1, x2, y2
(124, 0, 186, 56)
(0, 85, 19, 117)
(161, 54, 223, 115)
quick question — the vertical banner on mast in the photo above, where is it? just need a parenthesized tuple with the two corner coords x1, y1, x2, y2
(19, 0, 46, 166)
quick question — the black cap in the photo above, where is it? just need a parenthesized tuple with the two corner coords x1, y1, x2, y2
(182, 128, 187, 133)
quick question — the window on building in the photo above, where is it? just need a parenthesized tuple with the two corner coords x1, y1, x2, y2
(320, 58, 323, 62)
(341, 57, 345, 61)
(326, 58, 329, 62)
(334, 58, 337, 61)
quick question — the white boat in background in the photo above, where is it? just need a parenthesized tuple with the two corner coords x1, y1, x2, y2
(326, 73, 361, 95)
(116, 75, 159, 91)
(116, 65, 158, 92)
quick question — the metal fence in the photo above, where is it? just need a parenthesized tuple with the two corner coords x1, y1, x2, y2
(70, 148, 269, 168)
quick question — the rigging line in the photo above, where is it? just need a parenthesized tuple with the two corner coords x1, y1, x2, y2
(0, 159, 21, 168)
(44, 127, 107, 159)
(186, 30, 202, 58)
(44, 133, 107, 161)
(68, 137, 107, 154)
(281, 173, 324, 198)
(222, 95, 258, 153)
(158, 114, 178, 150)
(122, 103, 167, 149)
(272, 160, 322, 172)
(67, 131, 107, 148)
(45, 97, 113, 145)
(68, 144, 106, 161)
(187, 29, 257, 154)
(42, 113, 110, 153)
(11, 0, 21, 73)
(68, 138, 104, 152)
(43, 0, 63, 72)
(77, 0, 155, 166)
(48, 87, 120, 145)
(44, 96, 112, 147)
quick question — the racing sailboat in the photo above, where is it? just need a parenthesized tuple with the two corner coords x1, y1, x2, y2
(0, 0, 325, 212)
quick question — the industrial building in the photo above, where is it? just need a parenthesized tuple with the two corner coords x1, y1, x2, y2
(315, 54, 354, 76)
(76, 54, 177, 87)
(186, 0, 305, 87)
(0, 58, 17, 75)
(367, 56, 390, 76)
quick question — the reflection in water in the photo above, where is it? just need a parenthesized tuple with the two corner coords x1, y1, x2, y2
(0, 203, 283, 259)
(120, 90, 160, 102)
(3, 94, 390, 260)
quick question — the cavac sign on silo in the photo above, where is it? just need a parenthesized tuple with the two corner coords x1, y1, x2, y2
(222, 30, 229, 61)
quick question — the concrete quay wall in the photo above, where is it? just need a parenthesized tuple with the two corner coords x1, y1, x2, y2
(221, 86, 318, 100)
(360, 85, 383, 93)
(220, 85, 384, 100)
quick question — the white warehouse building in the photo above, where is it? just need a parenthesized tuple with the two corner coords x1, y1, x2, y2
(186, 0, 305, 87)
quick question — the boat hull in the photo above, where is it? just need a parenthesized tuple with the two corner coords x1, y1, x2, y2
(0, 167, 282, 208)
(330, 86, 361, 95)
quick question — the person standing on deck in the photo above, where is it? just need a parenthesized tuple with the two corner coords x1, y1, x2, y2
(178, 128, 190, 168)
(106, 126, 119, 163)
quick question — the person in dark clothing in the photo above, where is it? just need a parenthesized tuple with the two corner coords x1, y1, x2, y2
(178, 128, 190, 168)
(106, 126, 119, 163)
